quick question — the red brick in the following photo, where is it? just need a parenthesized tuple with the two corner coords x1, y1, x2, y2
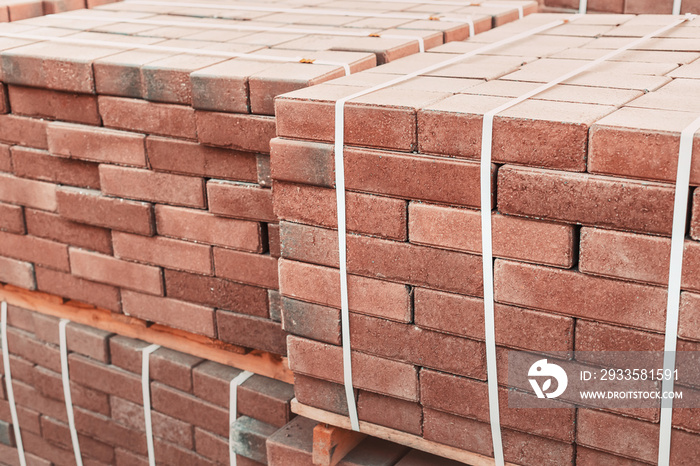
(288, 336, 418, 401)
(56, 186, 155, 236)
(237, 375, 294, 428)
(12, 380, 66, 423)
(409, 203, 575, 268)
(21, 430, 81, 466)
(6, 304, 35, 333)
(0, 443, 50, 466)
(268, 223, 280, 258)
(350, 313, 485, 379)
(0, 256, 35, 290)
(32, 365, 110, 416)
(5, 354, 35, 386)
(0, 230, 69, 271)
(207, 180, 274, 222)
(270, 138, 335, 188)
(109, 336, 151, 374)
(35, 267, 121, 313)
(150, 347, 202, 393)
(47, 122, 146, 167)
(113, 231, 212, 275)
(498, 165, 675, 236)
(257, 154, 271, 188)
(111, 396, 194, 449)
(266, 416, 317, 466)
(275, 86, 448, 152)
(196, 111, 276, 154)
(115, 449, 149, 466)
(0, 143, 10, 172)
(141, 54, 228, 105)
(419, 95, 614, 172)
(424, 408, 575, 466)
(281, 296, 341, 345)
(194, 428, 228, 464)
(69, 354, 142, 404)
(191, 360, 242, 407)
(11, 146, 100, 189)
(216, 310, 286, 355)
(576, 447, 650, 466)
(357, 390, 422, 436)
(214, 248, 277, 289)
(99, 96, 197, 139)
(545, 0, 624, 12)
(74, 406, 148, 456)
(0, 114, 47, 149)
(279, 259, 411, 323)
(151, 382, 229, 438)
(495, 260, 667, 332)
(273, 182, 407, 241)
(155, 205, 262, 253)
(0, 202, 24, 234)
(146, 136, 258, 182)
(122, 290, 215, 337)
(0, 172, 56, 211)
(681, 292, 700, 342)
(40, 416, 115, 464)
(0, 84, 7, 114)
(7, 86, 100, 125)
(99, 165, 205, 208)
(69, 248, 163, 295)
(420, 369, 575, 442)
(154, 438, 214, 466)
(577, 409, 658, 463)
(293, 373, 354, 417)
(580, 227, 700, 291)
(415, 287, 574, 354)
(26, 209, 112, 254)
(6, 328, 60, 372)
(164, 269, 269, 318)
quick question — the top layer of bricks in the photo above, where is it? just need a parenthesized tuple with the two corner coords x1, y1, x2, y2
(0, 0, 537, 113)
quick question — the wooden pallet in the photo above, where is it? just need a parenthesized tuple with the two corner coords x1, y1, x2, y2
(0, 284, 294, 384)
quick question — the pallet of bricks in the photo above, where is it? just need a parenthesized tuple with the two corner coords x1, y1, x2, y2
(543, 0, 698, 15)
(0, 0, 540, 465)
(271, 10, 700, 466)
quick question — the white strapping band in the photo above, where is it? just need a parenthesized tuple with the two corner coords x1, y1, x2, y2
(229, 370, 254, 466)
(332, 13, 582, 433)
(141, 344, 160, 466)
(579, 0, 587, 14)
(0, 32, 353, 75)
(59, 319, 83, 466)
(477, 16, 691, 465)
(1, 302, 26, 466)
(56, 14, 427, 53)
(658, 114, 700, 466)
(673, 0, 683, 15)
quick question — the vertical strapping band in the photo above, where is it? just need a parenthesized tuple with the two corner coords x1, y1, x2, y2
(141, 344, 160, 466)
(1, 302, 26, 466)
(579, 0, 588, 14)
(657, 115, 700, 466)
(229, 370, 254, 466)
(59, 319, 83, 466)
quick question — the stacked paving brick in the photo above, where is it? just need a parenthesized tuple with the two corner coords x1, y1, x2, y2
(0, 0, 534, 356)
(544, 0, 699, 14)
(1, 0, 119, 23)
(0, 303, 296, 465)
(272, 12, 700, 465)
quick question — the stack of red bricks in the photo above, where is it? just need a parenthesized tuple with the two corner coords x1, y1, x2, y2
(0, 303, 296, 465)
(1, 0, 118, 23)
(0, 0, 534, 357)
(273, 12, 700, 465)
(543, 0, 699, 14)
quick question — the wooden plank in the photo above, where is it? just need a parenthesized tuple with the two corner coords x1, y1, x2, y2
(0, 284, 294, 384)
(313, 423, 366, 466)
(293, 399, 519, 466)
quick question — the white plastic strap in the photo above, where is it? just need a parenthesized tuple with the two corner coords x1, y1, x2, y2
(673, 0, 683, 15)
(1, 302, 26, 466)
(56, 14, 426, 54)
(59, 319, 83, 466)
(478, 16, 690, 465)
(658, 115, 700, 466)
(0, 32, 352, 75)
(332, 14, 581, 433)
(579, 0, 587, 14)
(229, 370, 254, 466)
(141, 344, 160, 466)
(125, 0, 478, 24)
